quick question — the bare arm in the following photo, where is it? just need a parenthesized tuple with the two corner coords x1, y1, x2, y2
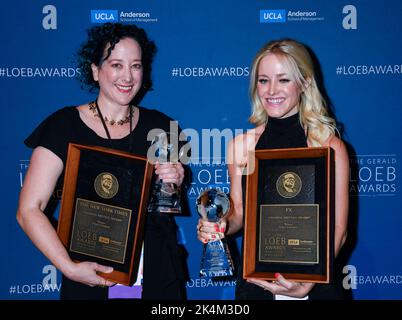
(225, 135, 247, 235)
(16, 147, 114, 287)
(329, 136, 350, 257)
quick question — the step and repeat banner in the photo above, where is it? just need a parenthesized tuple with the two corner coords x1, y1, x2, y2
(1, 0, 401, 300)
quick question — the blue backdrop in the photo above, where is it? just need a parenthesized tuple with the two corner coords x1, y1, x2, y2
(1, 0, 401, 300)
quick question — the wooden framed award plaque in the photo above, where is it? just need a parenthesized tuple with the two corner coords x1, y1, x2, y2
(243, 147, 335, 283)
(57, 143, 153, 286)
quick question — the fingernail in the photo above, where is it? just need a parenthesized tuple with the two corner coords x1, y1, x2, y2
(215, 225, 219, 232)
(275, 273, 280, 278)
(220, 227, 225, 233)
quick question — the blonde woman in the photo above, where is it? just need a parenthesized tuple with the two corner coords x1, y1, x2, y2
(197, 39, 349, 300)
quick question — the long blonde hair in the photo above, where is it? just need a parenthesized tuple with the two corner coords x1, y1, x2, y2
(249, 39, 336, 146)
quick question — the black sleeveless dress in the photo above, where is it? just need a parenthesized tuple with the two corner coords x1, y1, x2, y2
(235, 113, 346, 300)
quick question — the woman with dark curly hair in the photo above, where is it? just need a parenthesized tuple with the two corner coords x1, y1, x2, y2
(16, 23, 187, 300)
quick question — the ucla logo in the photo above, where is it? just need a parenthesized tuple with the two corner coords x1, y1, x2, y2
(91, 10, 119, 23)
(260, 10, 286, 23)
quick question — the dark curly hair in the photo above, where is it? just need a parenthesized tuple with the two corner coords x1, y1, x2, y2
(76, 23, 157, 103)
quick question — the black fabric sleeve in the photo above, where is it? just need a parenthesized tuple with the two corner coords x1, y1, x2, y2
(24, 107, 74, 163)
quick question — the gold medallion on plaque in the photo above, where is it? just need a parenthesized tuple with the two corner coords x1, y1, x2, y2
(276, 171, 302, 199)
(94, 172, 119, 199)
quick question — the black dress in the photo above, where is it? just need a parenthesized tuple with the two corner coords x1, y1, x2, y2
(25, 106, 187, 300)
(235, 113, 346, 300)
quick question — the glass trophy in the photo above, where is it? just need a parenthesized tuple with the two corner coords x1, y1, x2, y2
(196, 189, 234, 277)
(147, 132, 182, 214)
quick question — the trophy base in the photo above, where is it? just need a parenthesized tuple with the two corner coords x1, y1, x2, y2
(153, 206, 181, 214)
(147, 197, 181, 214)
(147, 181, 181, 214)
(199, 239, 234, 278)
(200, 268, 234, 278)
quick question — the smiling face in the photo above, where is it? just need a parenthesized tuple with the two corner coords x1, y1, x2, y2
(256, 53, 302, 119)
(91, 37, 143, 108)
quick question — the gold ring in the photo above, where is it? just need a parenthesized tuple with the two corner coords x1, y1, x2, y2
(99, 279, 106, 288)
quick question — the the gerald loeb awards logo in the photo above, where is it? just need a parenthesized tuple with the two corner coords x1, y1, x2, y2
(276, 172, 302, 198)
(94, 172, 119, 199)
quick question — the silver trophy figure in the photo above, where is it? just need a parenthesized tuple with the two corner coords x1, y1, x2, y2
(147, 132, 182, 214)
(197, 189, 234, 277)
